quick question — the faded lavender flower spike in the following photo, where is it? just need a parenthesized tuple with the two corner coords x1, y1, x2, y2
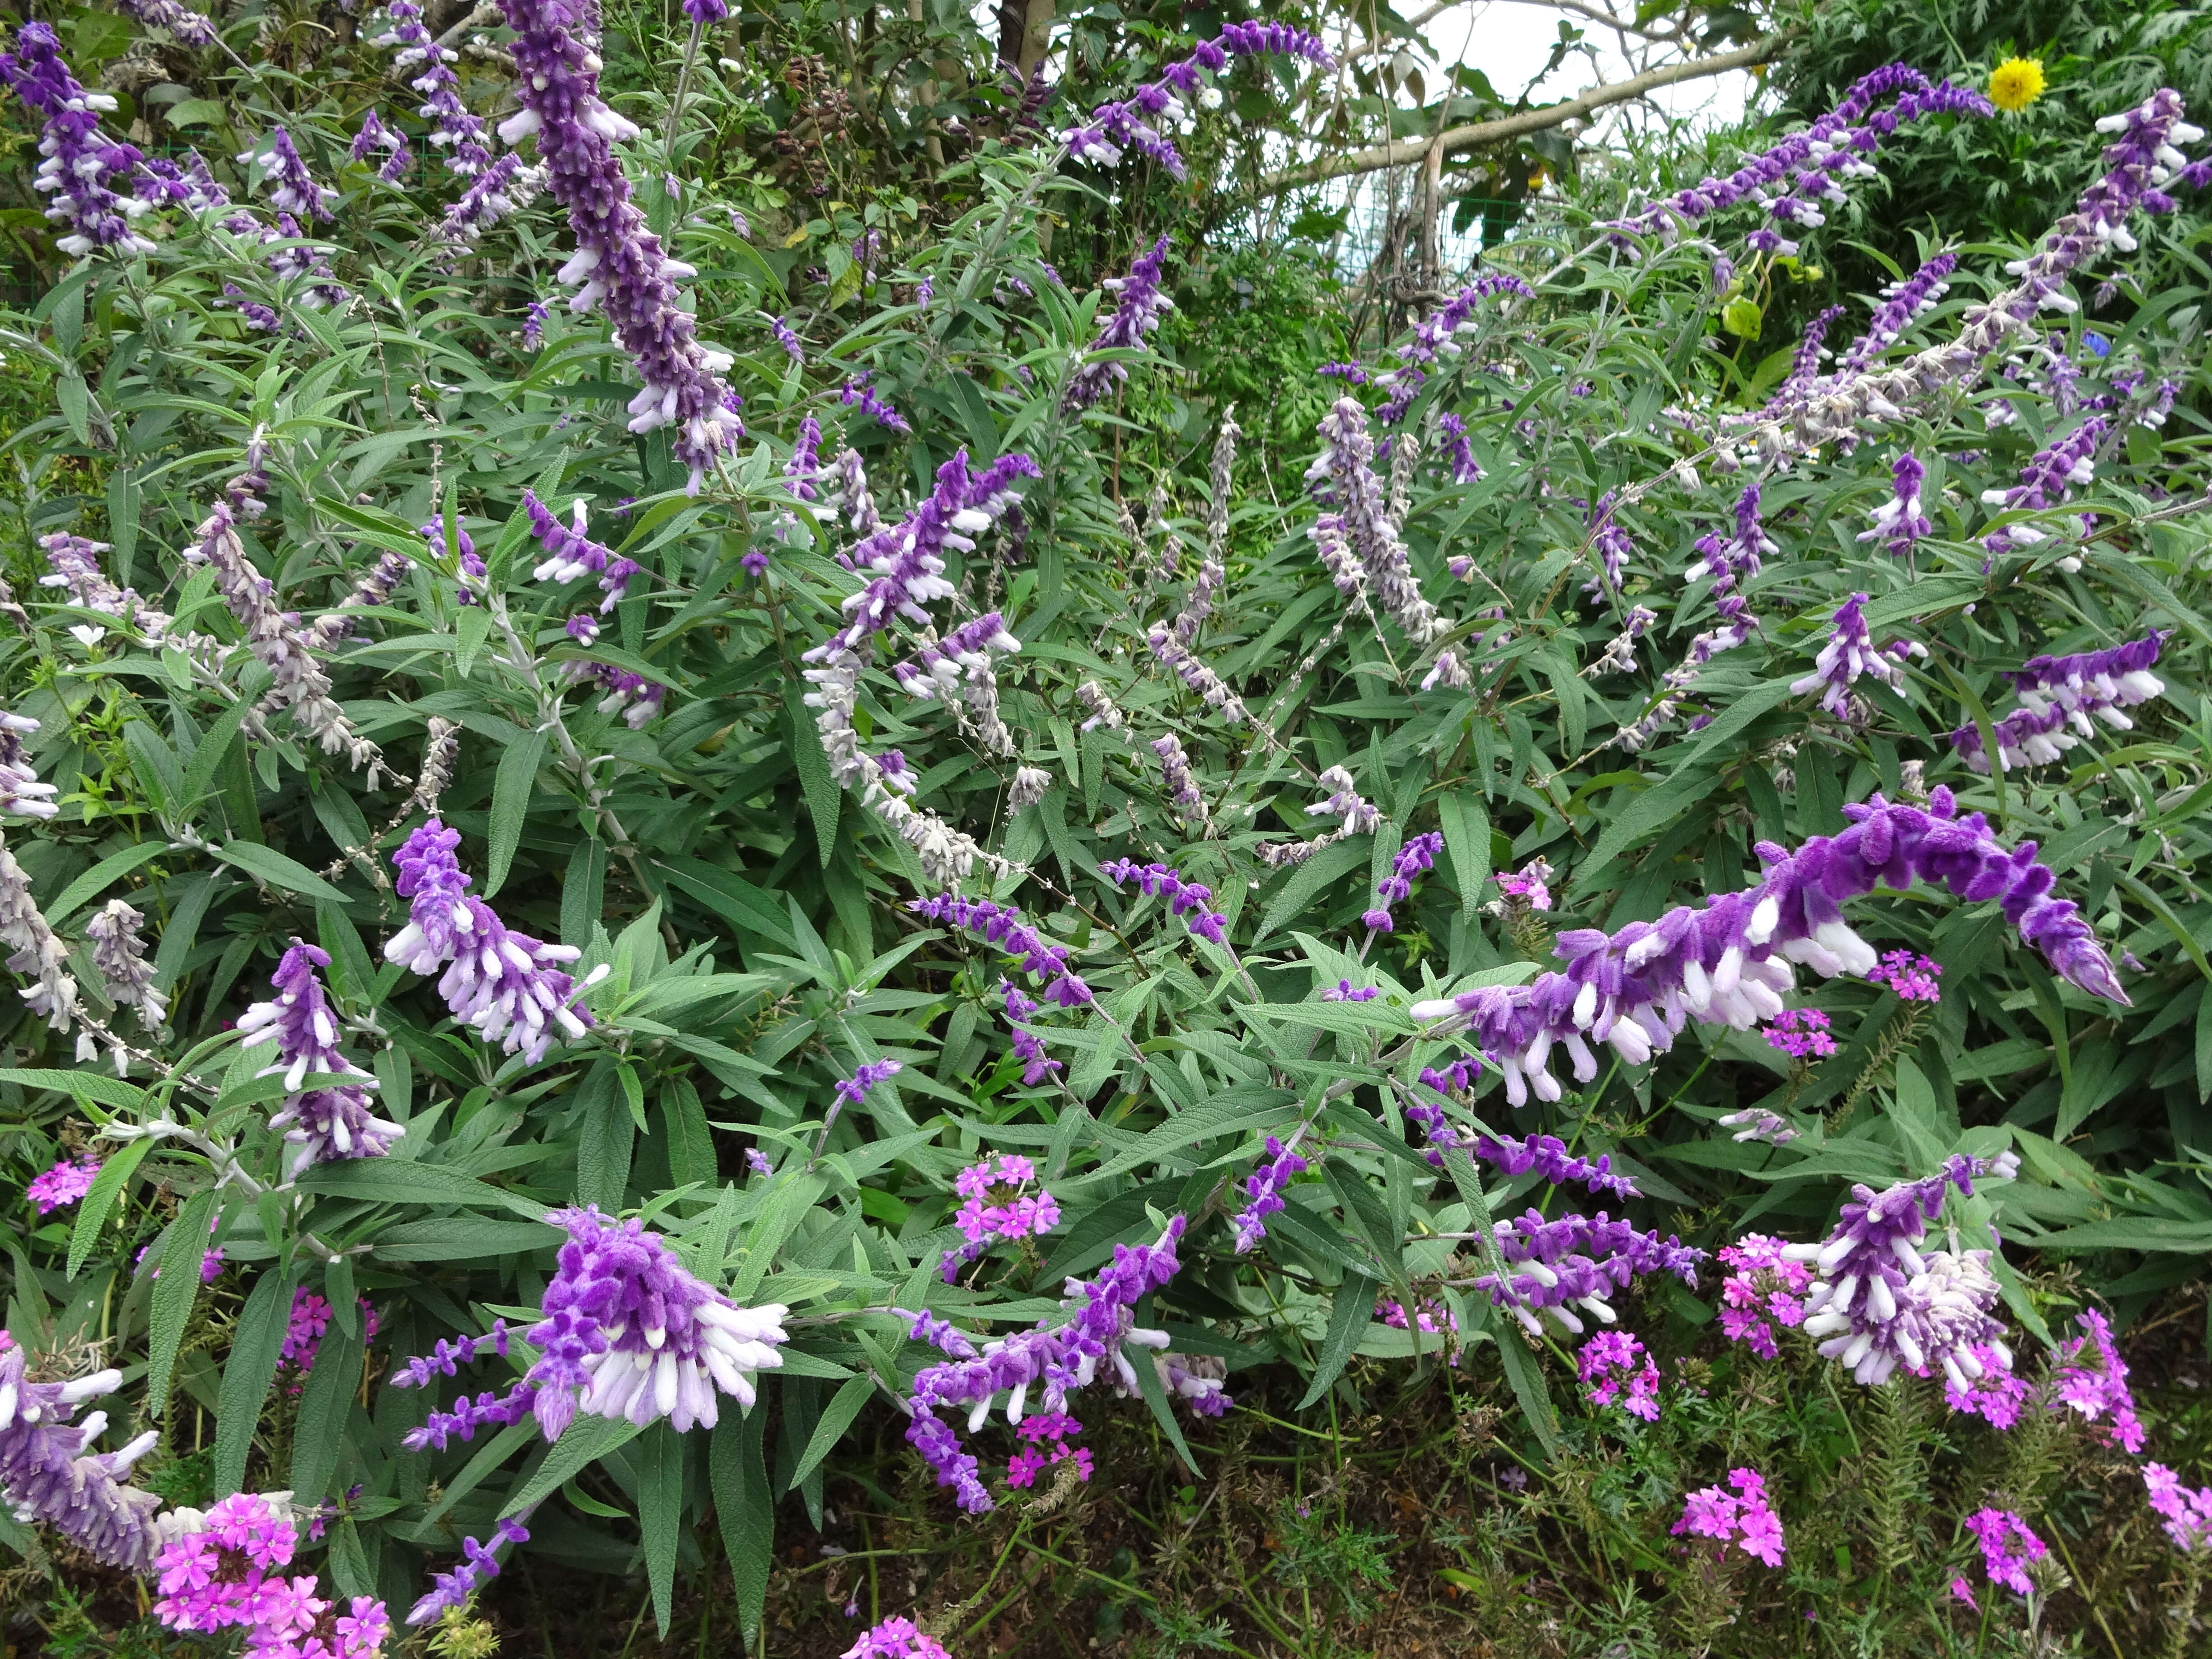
(85, 899, 164, 1036)
(0, 841, 88, 1059)
(117, 0, 219, 46)
(497, 0, 745, 490)
(0, 1340, 164, 1569)
(0, 714, 59, 822)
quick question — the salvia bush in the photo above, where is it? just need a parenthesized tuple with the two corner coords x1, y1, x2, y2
(0, 3, 2209, 1654)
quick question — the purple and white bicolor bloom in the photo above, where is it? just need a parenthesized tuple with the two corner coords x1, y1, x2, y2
(386, 820, 606, 1064)
(890, 612, 1020, 702)
(375, 0, 495, 175)
(1306, 765, 1381, 836)
(1611, 66, 1990, 256)
(524, 1207, 787, 1438)
(1232, 1136, 1308, 1252)
(1409, 790, 2127, 1106)
(523, 490, 638, 611)
(1372, 272, 1533, 423)
(1790, 593, 1924, 721)
(437, 154, 546, 253)
(0, 1338, 164, 1570)
(834, 1059, 903, 1107)
(243, 128, 337, 222)
(906, 894, 1091, 1010)
(1781, 1154, 2018, 1387)
(235, 940, 403, 1174)
(1950, 632, 2166, 772)
(803, 449, 1038, 661)
(1859, 453, 1934, 557)
(0, 714, 58, 823)
(115, 0, 220, 46)
(496, 0, 745, 490)
(1063, 236, 1174, 413)
(351, 108, 412, 183)
(1981, 418, 2107, 556)
(1471, 1210, 1703, 1337)
(1060, 23, 1333, 177)
(0, 24, 158, 257)
(904, 1218, 1188, 1513)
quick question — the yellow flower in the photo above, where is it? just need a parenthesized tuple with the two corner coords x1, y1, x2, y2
(1990, 57, 2046, 113)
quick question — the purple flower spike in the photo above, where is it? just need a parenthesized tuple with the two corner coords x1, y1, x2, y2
(1062, 26, 1333, 178)
(520, 1206, 787, 1441)
(496, 0, 745, 491)
(1411, 790, 2127, 1105)
(376, 0, 495, 176)
(1365, 831, 1443, 934)
(245, 127, 337, 222)
(1232, 1135, 1309, 1253)
(1064, 236, 1174, 412)
(907, 894, 1090, 1008)
(1950, 631, 2166, 773)
(235, 940, 403, 1176)
(1474, 1132, 1638, 1201)
(406, 1515, 531, 1626)
(1472, 1210, 1703, 1337)
(117, 0, 220, 46)
(0, 25, 158, 257)
(1612, 66, 1990, 257)
(385, 819, 605, 1064)
(351, 108, 413, 182)
(834, 1059, 903, 1106)
(1860, 452, 1934, 557)
(839, 373, 911, 433)
(1791, 593, 1924, 722)
(1097, 858, 1231, 947)
(1784, 1154, 2016, 1387)
(905, 1218, 1189, 1513)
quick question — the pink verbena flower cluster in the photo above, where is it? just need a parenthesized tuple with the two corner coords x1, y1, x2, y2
(1715, 1234, 1812, 1360)
(1761, 1006, 1836, 1059)
(1964, 1506, 2046, 1597)
(1007, 1411, 1092, 1488)
(2144, 1463, 2212, 1551)
(943, 1154, 1060, 1282)
(1496, 860, 1552, 911)
(280, 1289, 380, 1379)
(25, 1153, 98, 1214)
(843, 1616, 950, 1659)
(154, 1492, 391, 1657)
(1578, 1331, 1660, 1421)
(2053, 1308, 2146, 1452)
(1866, 949, 1942, 1001)
(1673, 1467, 1785, 1566)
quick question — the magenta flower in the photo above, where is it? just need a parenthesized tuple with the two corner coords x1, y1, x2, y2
(1761, 1007, 1836, 1059)
(1578, 1331, 1660, 1420)
(1006, 1410, 1092, 1489)
(1866, 949, 1942, 1002)
(844, 1617, 950, 1659)
(2053, 1308, 2146, 1453)
(1673, 1467, 1786, 1566)
(1715, 1234, 1813, 1360)
(945, 1154, 1061, 1280)
(1964, 1507, 2046, 1596)
(2144, 1463, 2212, 1552)
(1496, 860, 1552, 911)
(25, 1154, 98, 1214)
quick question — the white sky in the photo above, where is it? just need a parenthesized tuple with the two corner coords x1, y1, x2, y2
(1395, 0, 1756, 134)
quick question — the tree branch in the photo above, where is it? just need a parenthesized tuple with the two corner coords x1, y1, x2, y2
(1256, 31, 1791, 197)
